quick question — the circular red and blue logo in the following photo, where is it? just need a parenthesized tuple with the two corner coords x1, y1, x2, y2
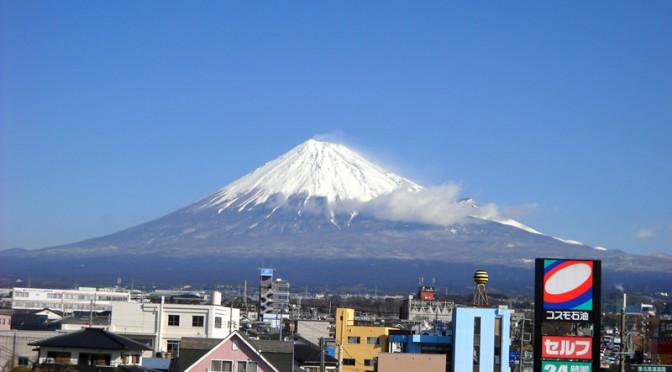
(543, 260, 593, 310)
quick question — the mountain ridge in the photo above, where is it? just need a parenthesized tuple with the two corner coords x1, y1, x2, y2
(1, 139, 670, 293)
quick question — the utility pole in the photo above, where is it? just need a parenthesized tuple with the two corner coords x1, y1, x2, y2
(319, 337, 325, 372)
(519, 319, 525, 372)
(620, 293, 626, 372)
(243, 280, 247, 314)
(338, 343, 342, 372)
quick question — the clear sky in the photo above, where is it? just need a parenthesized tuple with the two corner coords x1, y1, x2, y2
(1, 1, 670, 255)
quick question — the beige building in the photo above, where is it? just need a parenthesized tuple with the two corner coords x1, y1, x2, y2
(335, 308, 397, 372)
(376, 353, 446, 371)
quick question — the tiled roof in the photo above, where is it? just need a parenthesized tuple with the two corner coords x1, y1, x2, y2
(29, 328, 150, 351)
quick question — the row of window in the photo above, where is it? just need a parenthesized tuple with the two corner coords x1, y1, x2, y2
(14, 292, 127, 301)
(13, 302, 112, 311)
(167, 315, 224, 328)
(347, 336, 380, 345)
(211, 359, 258, 372)
(342, 358, 374, 367)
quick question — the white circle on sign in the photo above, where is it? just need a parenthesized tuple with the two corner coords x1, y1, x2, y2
(545, 263, 592, 294)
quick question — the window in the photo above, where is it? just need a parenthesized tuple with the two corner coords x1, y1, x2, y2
(47, 351, 71, 364)
(192, 315, 204, 327)
(168, 315, 180, 326)
(342, 359, 356, 366)
(473, 317, 481, 367)
(364, 359, 374, 366)
(237, 361, 257, 372)
(167, 340, 180, 357)
(367, 337, 379, 345)
(211, 360, 233, 372)
(215, 316, 223, 328)
(347, 336, 360, 344)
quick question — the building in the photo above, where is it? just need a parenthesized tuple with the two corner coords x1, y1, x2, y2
(0, 329, 69, 369)
(258, 269, 291, 320)
(335, 308, 397, 372)
(177, 331, 293, 372)
(0, 310, 12, 331)
(652, 318, 672, 364)
(294, 319, 331, 346)
(387, 306, 511, 372)
(29, 327, 150, 367)
(109, 293, 239, 357)
(12, 287, 131, 313)
(292, 335, 339, 371)
(387, 321, 452, 355)
(452, 306, 511, 372)
(399, 284, 454, 323)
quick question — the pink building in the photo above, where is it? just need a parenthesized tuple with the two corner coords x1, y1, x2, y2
(182, 331, 289, 372)
(0, 311, 11, 331)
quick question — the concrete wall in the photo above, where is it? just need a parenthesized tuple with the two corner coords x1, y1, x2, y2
(295, 320, 330, 346)
(0, 330, 70, 369)
(377, 353, 446, 372)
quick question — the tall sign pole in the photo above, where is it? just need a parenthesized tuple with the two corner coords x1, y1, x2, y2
(534, 259, 601, 372)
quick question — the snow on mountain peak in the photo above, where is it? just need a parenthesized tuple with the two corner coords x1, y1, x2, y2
(200, 139, 421, 210)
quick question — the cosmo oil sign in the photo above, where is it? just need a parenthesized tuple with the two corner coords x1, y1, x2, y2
(534, 259, 601, 372)
(542, 259, 595, 322)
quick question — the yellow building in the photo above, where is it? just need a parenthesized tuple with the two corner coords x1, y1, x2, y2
(335, 308, 397, 372)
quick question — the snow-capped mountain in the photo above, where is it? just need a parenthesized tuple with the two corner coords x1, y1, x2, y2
(1, 139, 670, 292)
(200, 139, 421, 212)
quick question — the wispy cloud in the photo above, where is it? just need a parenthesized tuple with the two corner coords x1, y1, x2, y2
(633, 227, 658, 239)
(502, 203, 540, 218)
(350, 184, 500, 226)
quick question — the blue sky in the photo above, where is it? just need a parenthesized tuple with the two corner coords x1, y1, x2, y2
(1, 1, 670, 255)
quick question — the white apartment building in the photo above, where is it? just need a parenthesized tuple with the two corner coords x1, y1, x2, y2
(109, 294, 240, 357)
(12, 287, 131, 313)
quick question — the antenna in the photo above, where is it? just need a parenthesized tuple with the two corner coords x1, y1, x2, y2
(243, 280, 248, 312)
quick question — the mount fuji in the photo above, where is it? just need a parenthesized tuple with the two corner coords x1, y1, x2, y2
(2, 139, 671, 293)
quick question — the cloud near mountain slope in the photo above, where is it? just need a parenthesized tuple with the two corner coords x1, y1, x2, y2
(343, 184, 500, 226)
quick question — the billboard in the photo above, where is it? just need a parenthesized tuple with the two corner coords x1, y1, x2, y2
(541, 361, 592, 372)
(542, 259, 594, 322)
(541, 336, 592, 360)
(534, 259, 601, 372)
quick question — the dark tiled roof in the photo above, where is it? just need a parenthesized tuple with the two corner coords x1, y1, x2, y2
(291, 336, 337, 365)
(246, 338, 293, 372)
(29, 328, 151, 351)
(293, 343, 337, 364)
(176, 338, 223, 372)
